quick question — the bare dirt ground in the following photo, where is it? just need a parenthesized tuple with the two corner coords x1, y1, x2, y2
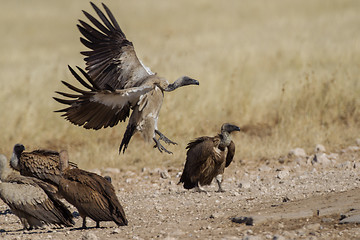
(1, 145, 360, 240)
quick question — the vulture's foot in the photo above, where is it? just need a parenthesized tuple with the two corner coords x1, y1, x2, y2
(153, 137, 173, 154)
(195, 183, 207, 193)
(81, 217, 87, 229)
(155, 130, 177, 145)
(215, 175, 225, 192)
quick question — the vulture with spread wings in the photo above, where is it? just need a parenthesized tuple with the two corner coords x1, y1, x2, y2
(54, 2, 199, 154)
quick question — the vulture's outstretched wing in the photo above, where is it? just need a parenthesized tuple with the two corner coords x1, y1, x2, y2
(79, 2, 153, 90)
(54, 66, 153, 130)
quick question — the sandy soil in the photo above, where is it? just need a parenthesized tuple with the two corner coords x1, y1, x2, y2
(1, 145, 360, 240)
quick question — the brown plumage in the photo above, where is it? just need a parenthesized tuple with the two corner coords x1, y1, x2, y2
(53, 2, 199, 154)
(58, 150, 127, 228)
(0, 154, 74, 230)
(10, 143, 77, 189)
(179, 123, 240, 192)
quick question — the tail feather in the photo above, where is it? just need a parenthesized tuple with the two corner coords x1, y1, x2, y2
(119, 124, 136, 154)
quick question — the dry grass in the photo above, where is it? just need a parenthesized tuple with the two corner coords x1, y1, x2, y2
(0, 0, 359, 170)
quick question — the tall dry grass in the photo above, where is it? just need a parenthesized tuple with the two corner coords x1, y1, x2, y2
(0, 0, 359, 170)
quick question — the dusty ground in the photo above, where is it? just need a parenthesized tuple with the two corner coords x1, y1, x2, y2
(1, 145, 360, 240)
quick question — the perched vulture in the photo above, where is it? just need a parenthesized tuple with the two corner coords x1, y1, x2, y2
(58, 150, 127, 228)
(179, 123, 240, 192)
(10, 143, 77, 188)
(0, 154, 74, 230)
(53, 2, 199, 154)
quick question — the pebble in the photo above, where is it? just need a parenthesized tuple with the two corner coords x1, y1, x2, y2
(356, 138, 360, 146)
(339, 214, 360, 224)
(315, 144, 326, 153)
(82, 232, 98, 240)
(239, 181, 251, 189)
(347, 146, 360, 152)
(103, 167, 120, 174)
(312, 153, 331, 166)
(289, 148, 307, 158)
(277, 170, 289, 179)
(210, 212, 224, 219)
(160, 171, 171, 179)
(259, 165, 272, 172)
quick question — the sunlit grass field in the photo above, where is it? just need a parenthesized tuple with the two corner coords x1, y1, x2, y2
(0, 0, 359, 170)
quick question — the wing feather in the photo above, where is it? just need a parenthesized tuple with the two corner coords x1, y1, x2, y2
(225, 141, 236, 167)
(54, 66, 153, 130)
(79, 2, 152, 90)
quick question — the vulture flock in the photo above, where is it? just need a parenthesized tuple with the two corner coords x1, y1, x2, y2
(0, 2, 241, 231)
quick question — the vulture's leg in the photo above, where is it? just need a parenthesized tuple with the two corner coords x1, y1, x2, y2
(81, 217, 87, 229)
(215, 174, 225, 192)
(96, 221, 100, 228)
(153, 137, 173, 154)
(155, 130, 177, 145)
(195, 182, 207, 193)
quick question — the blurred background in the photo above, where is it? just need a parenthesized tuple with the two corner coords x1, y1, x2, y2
(0, 0, 359, 170)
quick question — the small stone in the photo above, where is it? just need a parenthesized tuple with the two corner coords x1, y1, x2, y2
(277, 170, 289, 179)
(160, 171, 171, 179)
(356, 138, 360, 146)
(259, 165, 272, 172)
(273, 235, 287, 240)
(239, 181, 251, 189)
(312, 153, 331, 166)
(306, 223, 321, 231)
(315, 144, 326, 153)
(82, 232, 98, 240)
(347, 146, 360, 152)
(289, 148, 307, 158)
(210, 212, 224, 219)
(326, 153, 338, 160)
(321, 218, 334, 223)
(111, 228, 121, 234)
(339, 214, 360, 224)
(231, 216, 254, 226)
(242, 236, 262, 240)
(103, 168, 120, 174)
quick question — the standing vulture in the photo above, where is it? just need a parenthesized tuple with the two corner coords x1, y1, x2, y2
(0, 154, 74, 230)
(179, 123, 240, 192)
(53, 2, 199, 154)
(58, 150, 128, 228)
(10, 143, 77, 189)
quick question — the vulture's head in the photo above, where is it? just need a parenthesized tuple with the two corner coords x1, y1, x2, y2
(13, 143, 25, 156)
(165, 76, 199, 91)
(221, 123, 241, 134)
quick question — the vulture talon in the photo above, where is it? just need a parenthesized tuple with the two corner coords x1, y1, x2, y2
(153, 138, 173, 154)
(155, 130, 177, 145)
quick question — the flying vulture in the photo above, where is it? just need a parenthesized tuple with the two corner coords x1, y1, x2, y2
(54, 2, 199, 154)
(179, 123, 240, 192)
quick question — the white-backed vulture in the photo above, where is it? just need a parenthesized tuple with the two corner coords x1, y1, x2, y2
(10, 143, 77, 188)
(179, 123, 240, 192)
(58, 150, 127, 228)
(0, 154, 74, 230)
(53, 2, 199, 154)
